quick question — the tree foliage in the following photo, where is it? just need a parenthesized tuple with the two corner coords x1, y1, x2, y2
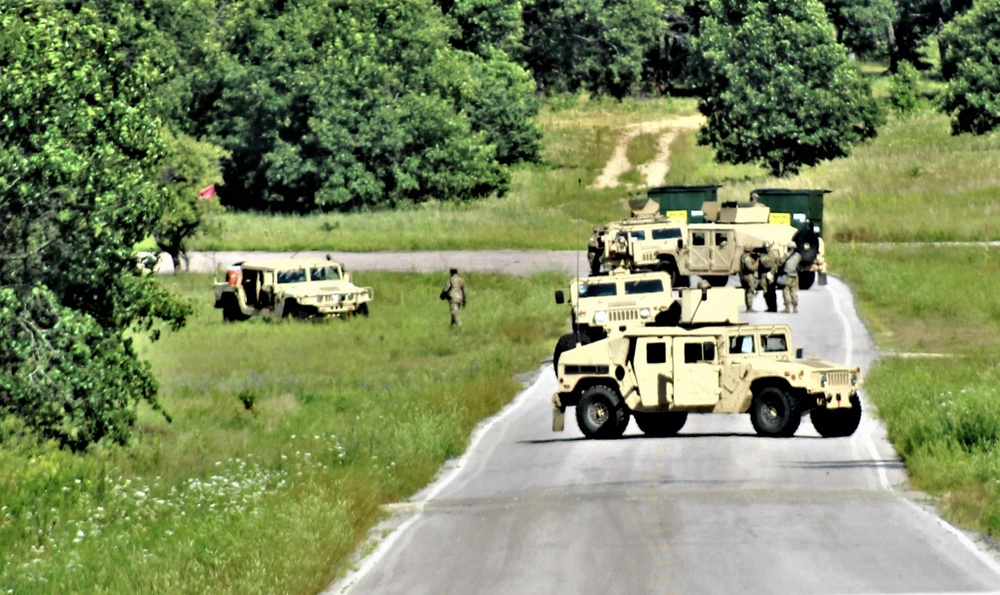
(143, 0, 539, 213)
(521, 0, 674, 98)
(0, 3, 189, 449)
(691, 0, 883, 177)
(821, 0, 896, 58)
(939, 0, 1000, 135)
(154, 130, 229, 269)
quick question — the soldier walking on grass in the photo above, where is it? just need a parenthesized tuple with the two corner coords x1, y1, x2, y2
(781, 242, 801, 313)
(442, 267, 467, 327)
(739, 245, 759, 312)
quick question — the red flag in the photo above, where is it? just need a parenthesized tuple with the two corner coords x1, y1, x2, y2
(198, 184, 216, 200)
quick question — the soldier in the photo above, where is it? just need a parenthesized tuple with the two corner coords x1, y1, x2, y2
(757, 240, 781, 312)
(739, 245, 759, 312)
(781, 241, 801, 313)
(442, 267, 467, 327)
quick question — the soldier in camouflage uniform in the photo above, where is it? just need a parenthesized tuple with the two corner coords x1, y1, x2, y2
(757, 240, 781, 312)
(443, 267, 467, 327)
(781, 242, 801, 313)
(739, 245, 759, 312)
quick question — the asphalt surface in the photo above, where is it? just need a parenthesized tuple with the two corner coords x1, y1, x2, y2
(313, 271, 1000, 595)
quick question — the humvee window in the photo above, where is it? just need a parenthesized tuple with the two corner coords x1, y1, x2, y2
(629, 230, 646, 241)
(579, 283, 617, 298)
(625, 279, 665, 295)
(310, 265, 341, 281)
(730, 335, 755, 354)
(692, 232, 707, 246)
(763, 334, 789, 353)
(684, 341, 716, 363)
(646, 342, 667, 364)
(714, 232, 729, 246)
(652, 228, 681, 240)
(277, 269, 307, 284)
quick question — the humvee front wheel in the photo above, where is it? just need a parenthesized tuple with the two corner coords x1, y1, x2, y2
(810, 405, 862, 437)
(356, 303, 370, 317)
(703, 275, 730, 287)
(634, 412, 687, 437)
(576, 385, 629, 439)
(798, 271, 816, 290)
(750, 386, 801, 437)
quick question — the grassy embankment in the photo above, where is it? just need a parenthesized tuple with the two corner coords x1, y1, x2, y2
(3, 86, 1000, 592)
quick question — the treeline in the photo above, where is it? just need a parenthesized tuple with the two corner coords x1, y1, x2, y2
(2, 0, 999, 450)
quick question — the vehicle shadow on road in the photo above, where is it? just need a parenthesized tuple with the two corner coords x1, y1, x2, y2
(521, 431, 829, 444)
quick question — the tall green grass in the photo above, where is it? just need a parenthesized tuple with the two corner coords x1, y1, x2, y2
(831, 244, 1000, 533)
(0, 271, 568, 593)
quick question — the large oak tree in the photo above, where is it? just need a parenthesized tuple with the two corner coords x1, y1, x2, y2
(691, 0, 883, 177)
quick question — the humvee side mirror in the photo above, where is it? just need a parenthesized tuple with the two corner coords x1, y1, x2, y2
(344, 272, 353, 282)
(796, 348, 804, 359)
(677, 239, 684, 249)
(554, 290, 565, 305)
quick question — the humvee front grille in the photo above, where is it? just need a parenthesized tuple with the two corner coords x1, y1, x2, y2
(827, 371, 850, 386)
(609, 309, 639, 322)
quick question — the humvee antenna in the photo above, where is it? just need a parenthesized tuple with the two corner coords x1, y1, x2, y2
(573, 178, 582, 342)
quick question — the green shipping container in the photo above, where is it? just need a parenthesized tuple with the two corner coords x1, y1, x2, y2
(645, 185, 721, 223)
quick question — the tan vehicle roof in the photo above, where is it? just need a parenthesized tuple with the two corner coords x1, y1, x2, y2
(238, 258, 344, 271)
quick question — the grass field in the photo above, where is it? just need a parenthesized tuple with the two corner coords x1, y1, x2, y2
(4, 86, 1000, 592)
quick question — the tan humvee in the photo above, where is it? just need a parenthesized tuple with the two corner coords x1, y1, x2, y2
(553, 270, 675, 369)
(592, 200, 827, 289)
(213, 258, 373, 321)
(551, 287, 862, 439)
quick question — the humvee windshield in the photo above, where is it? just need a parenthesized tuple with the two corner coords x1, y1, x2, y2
(309, 265, 341, 281)
(624, 279, 665, 294)
(277, 269, 308, 284)
(579, 283, 617, 297)
(651, 228, 682, 240)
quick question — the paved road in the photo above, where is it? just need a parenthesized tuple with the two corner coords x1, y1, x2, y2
(321, 274, 1000, 595)
(171, 250, 586, 276)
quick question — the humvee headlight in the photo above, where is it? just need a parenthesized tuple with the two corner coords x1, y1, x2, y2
(639, 308, 650, 319)
(330, 293, 342, 303)
(593, 311, 608, 324)
(346, 293, 354, 300)
(820, 373, 829, 387)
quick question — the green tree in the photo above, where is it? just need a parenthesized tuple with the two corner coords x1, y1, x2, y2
(691, 0, 883, 177)
(939, 0, 1000, 134)
(889, 0, 972, 71)
(152, 0, 537, 212)
(887, 60, 921, 114)
(521, 0, 669, 98)
(821, 0, 896, 58)
(154, 130, 229, 269)
(0, 3, 189, 449)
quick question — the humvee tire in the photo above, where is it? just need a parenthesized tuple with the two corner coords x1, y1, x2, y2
(750, 385, 801, 437)
(704, 275, 730, 287)
(553, 332, 591, 371)
(356, 302, 370, 317)
(810, 404, 862, 437)
(576, 385, 630, 439)
(634, 411, 688, 437)
(798, 271, 816, 290)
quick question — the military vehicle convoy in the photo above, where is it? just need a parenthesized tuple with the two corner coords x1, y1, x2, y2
(550, 286, 863, 440)
(589, 186, 828, 289)
(213, 258, 373, 321)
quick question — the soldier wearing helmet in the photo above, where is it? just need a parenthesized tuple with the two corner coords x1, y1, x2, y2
(757, 240, 781, 312)
(781, 241, 801, 313)
(739, 244, 759, 312)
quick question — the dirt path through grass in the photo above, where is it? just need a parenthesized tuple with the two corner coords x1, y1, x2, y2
(591, 115, 705, 189)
